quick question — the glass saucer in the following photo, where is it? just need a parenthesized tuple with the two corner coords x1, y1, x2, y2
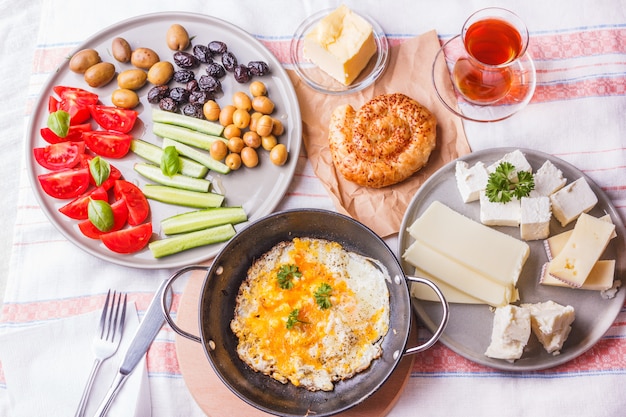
(289, 9, 389, 95)
(432, 35, 536, 122)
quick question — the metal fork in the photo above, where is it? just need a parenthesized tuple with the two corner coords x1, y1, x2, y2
(74, 290, 127, 417)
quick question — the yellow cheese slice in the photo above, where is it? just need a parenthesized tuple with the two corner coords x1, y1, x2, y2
(410, 267, 485, 304)
(540, 260, 615, 291)
(546, 213, 615, 287)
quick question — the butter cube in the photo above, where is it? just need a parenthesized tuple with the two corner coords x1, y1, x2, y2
(550, 177, 598, 227)
(455, 160, 489, 203)
(485, 305, 531, 362)
(520, 196, 551, 241)
(303, 5, 377, 85)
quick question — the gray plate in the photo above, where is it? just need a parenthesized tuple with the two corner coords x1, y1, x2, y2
(26, 12, 302, 269)
(398, 147, 626, 371)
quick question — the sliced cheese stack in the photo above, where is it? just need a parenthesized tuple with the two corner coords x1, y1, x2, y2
(403, 201, 529, 307)
(540, 214, 617, 291)
(546, 212, 615, 287)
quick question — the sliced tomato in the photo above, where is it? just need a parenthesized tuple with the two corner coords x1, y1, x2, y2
(114, 180, 150, 225)
(80, 154, 123, 190)
(78, 199, 128, 239)
(52, 86, 99, 125)
(40, 123, 92, 144)
(33, 141, 85, 171)
(90, 105, 138, 134)
(58, 186, 108, 220)
(37, 167, 90, 199)
(48, 95, 60, 113)
(101, 222, 153, 254)
(83, 131, 132, 158)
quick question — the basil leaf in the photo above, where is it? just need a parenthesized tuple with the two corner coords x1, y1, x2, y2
(161, 145, 180, 177)
(88, 199, 114, 232)
(89, 156, 111, 187)
(47, 110, 70, 138)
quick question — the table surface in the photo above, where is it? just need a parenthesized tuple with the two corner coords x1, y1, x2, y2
(1, 1, 625, 417)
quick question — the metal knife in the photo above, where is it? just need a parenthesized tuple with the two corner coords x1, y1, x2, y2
(93, 278, 172, 417)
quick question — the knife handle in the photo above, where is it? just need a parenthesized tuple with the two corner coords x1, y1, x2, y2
(92, 372, 128, 417)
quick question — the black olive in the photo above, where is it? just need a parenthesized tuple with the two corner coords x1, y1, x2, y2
(186, 79, 199, 92)
(192, 44, 212, 63)
(208, 40, 227, 55)
(173, 51, 199, 69)
(147, 85, 169, 104)
(198, 75, 222, 93)
(189, 90, 213, 105)
(159, 97, 178, 112)
(205, 62, 226, 79)
(181, 103, 205, 119)
(248, 61, 270, 76)
(222, 51, 237, 72)
(233, 64, 251, 83)
(169, 87, 190, 103)
(172, 69, 195, 84)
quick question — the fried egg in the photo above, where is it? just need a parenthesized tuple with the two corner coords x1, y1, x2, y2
(230, 237, 390, 391)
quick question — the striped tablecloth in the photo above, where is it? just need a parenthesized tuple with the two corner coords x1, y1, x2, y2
(1, 1, 625, 416)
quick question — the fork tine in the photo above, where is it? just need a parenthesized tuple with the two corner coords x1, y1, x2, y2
(99, 289, 112, 339)
(118, 294, 127, 342)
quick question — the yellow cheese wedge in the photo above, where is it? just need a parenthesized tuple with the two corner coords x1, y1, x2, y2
(403, 240, 518, 307)
(407, 201, 530, 286)
(546, 213, 615, 287)
(540, 260, 615, 291)
(303, 5, 377, 85)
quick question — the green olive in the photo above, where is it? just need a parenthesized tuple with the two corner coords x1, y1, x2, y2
(225, 153, 242, 170)
(219, 105, 236, 126)
(252, 95, 274, 114)
(203, 100, 221, 121)
(255, 115, 274, 137)
(260, 134, 277, 151)
(232, 91, 252, 111)
(269, 144, 288, 166)
(117, 69, 147, 90)
(232, 108, 251, 129)
(243, 131, 262, 149)
(249, 81, 267, 97)
(84, 62, 116, 88)
(111, 37, 132, 63)
(147, 61, 174, 85)
(271, 118, 285, 136)
(240, 147, 259, 168)
(131, 47, 160, 70)
(69, 49, 101, 74)
(210, 140, 229, 161)
(111, 88, 140, 109)
(227, 136, 245, 153)
(166, 24, 190, 51)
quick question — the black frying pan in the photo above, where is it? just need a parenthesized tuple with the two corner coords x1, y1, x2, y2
(162, 209, 448, 417)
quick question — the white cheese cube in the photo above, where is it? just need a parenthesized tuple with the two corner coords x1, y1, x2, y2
(485, 305, 531, 362)
(479, 192, 521, 227)
(522, 301, 575, 355)
(529, 160, 567, 197)
(550, 177, 598, 227)
(455, 161, 489, 203)
(487, 149, 532, 174)
(520, 196, 551, 241)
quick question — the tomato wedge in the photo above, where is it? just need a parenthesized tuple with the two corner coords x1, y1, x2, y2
(40, 123, 92, 144)
(100, 222, 153, 254)
(52, 86, 99, 125)
(83, 131, 132, 158)
(58, 186, 108, 220)
(37, 167, 90, 199)
(33, 141, 85, 171)
(90, 105, 138, 134)
(78, 199, 128, 239)
(114, 180, 150, 225)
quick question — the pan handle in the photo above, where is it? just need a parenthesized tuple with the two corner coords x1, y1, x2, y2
(160, 265, 210, 344)
(403, 276, 449, 355)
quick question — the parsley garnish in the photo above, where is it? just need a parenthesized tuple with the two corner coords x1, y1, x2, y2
(277, 264, 301, 290)
(286, 309, 308, 329)
(485, 162, 534, 203)
(314, 283, 332, 309)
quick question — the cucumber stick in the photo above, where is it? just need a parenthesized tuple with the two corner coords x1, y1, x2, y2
(142, 184, 224, 208)
(149, 223, 236, 258)
(130, 139, 208, 178)
(161, 206, 247, 235)
(161, 137, 230, 175)
(134, 163, 211, 192)
(153, 122, 227, 151)
(152, 108, 224, 136)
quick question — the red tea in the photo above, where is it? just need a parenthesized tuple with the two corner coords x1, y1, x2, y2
(464, 18, 523, 65)
(453, 58, 513, 104)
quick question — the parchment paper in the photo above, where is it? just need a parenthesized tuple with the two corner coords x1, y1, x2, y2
(287, 30, 470, 237)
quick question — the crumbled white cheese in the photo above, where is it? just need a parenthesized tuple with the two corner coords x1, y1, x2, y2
(520, 196, 551, 241)
(550, 177, 598, 227)
(521, 301, 575, 355)
(529, 160, 567, 197)
(455, 161, 489, 203)
(485, 305, 531, 362)
(479, 192, 521, 227)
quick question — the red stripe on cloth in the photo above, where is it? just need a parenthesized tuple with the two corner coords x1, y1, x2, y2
(529, 28, 626, 60)
(532, 76, 626, 103)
